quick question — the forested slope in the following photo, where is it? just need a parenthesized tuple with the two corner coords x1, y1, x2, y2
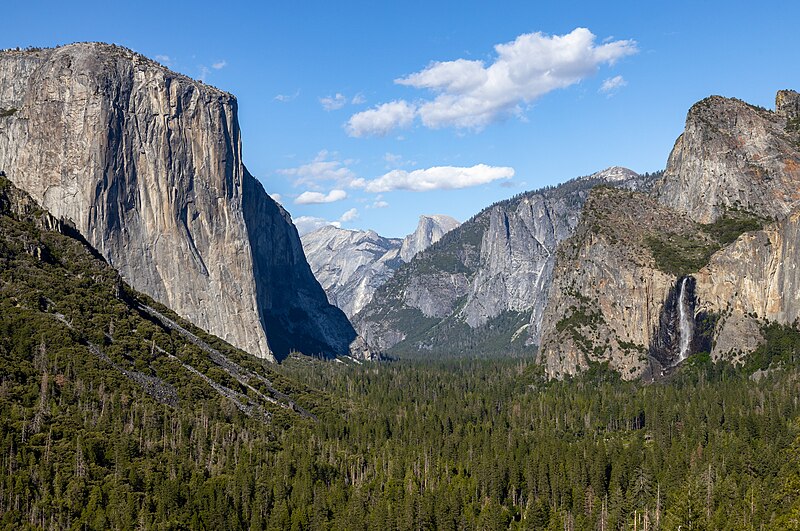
(0, 175, 328, 528)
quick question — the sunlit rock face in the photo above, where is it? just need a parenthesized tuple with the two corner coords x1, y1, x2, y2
(0, 43, 366, 361)
(656, 91, 800, 223)
(353, 167, 654, 354)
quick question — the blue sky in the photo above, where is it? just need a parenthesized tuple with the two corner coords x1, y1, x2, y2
(5, 1, 800, 237)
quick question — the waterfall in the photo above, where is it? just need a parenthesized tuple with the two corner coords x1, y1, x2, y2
(677, 277, 693, 361)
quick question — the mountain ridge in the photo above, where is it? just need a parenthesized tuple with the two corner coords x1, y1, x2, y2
(301, 214, 459, 318)
(353, 166, 659, 355)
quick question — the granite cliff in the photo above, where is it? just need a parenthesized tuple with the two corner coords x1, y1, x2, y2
(301, 214, 458, 318)
(353, 167, 657, 354)
(656, 90, 800, 222)
(540, 90, 800, 379)
(301, 226, 403, 318)
(399, 214, 460, 262)
(537, 187, 719, 379)
(0, 42, 365, 361)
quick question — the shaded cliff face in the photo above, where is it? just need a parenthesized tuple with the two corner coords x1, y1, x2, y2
(656, 91, 800, 223)
(694, 209, 800, 360)
(0, 43, 362, 361)
(539, 91, 800, 380)
(354, 167, 656, 355)
(537, 183, 785, 380)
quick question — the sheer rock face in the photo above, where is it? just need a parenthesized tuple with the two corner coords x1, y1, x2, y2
(656, 92, 800, 223)
(0, 43, 363, 361)
(655, 90, 800, 362)
(354, 168, 653, 354)
(301, 215, 458, 319)
(399, 215, 460, 262)
(538, 189, 693, 380)
(539, 191, 800, 379)
(695, 210, 800, 359)
(540, 91, 800, 379)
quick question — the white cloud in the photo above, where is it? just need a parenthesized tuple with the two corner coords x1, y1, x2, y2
(320, 93, 347, 111)
(155, 54, 172, 67)
(346, 100, 417, 137)
(347, 28, 637, 135)
(368, 200, 389, 209)
(294, 216, 340, 235)
(599, 75, 627, 94)
(351, 93, 366, 105)
(274, 90, 300, 102)
(356, 164, 514, 193)
(384, 152, 402, 165)
(339, 208, 359, 222)
(278, 151, 358, 189)
(212, 60, 227, 70)
(269, 192, 283, 203)
(294, 189, 348, 205)
(198, 66, 210, 82)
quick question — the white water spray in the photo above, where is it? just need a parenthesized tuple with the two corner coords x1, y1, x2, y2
(677, 277, 693, 362)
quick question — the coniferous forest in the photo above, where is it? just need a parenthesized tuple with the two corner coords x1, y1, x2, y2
(4, 324, 800, 529)
(2, 170, 800, 529)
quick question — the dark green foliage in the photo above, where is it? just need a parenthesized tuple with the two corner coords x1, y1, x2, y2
(273, 354, 800, 530)
(2, 174, 800, 529)
(701, 209, 767, 245)
(391, 310, 534, 359)
(555, 306, 604, 334)
(0, 108, 17, 117)
(0, 175, 328, 528)
(646, 234, 719, 277)
(745, 322, 800, 372)
(647, 209, 767, 276)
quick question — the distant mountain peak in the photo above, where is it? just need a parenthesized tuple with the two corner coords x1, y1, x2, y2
(399, 214, 460, 262)
(301, 214, 459, 318)
(583, 166, 639, 183)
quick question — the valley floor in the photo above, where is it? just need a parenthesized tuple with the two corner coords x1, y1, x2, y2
(3, 336, 800, 529)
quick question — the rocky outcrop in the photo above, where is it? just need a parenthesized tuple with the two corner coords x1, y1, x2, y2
(301, 215, 459, 319)
(354, 167, 657, 354)
(399, 214, 460, 262)
(656, 91, 800, 223)
(0, 42, 364, 361)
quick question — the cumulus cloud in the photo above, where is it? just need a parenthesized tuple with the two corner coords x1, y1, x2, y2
(347, 28, 637, 135)
(368, 200, 389, 209)
(339, 207, 359, 222)
(277, 151, 358, 189)
(351, 93, 366, 105)
(599, 75, 627, 94)
(346, 100, 417, 137)
(212, 60, 227, 70)
(269, 192, 283, 203)
(294, 216, 340, 235)
(294, 189, 348, 205)
(320, 93, 347, 111)
(356, 164, 514, 193)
